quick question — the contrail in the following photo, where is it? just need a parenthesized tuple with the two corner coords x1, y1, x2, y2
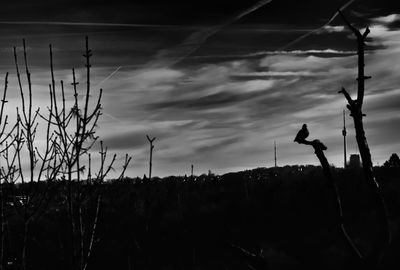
(280, 0, 356, 50)
(325, 0, 357, 25)
(78, 66, 122, 101)
(96, 1, 273, 120)
(102, 112, 124, 123)
(0, 21, 173, 28)
(150, 0, 273, 67)
(99, 0, 274, 95)
(95, 66, 122, 88)
(77, 66, 124, 123)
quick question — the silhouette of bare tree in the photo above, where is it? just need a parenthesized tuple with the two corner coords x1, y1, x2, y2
(41, 37, 132, 270)
(338, 11, 391, 266)
(0, 37, 132, 270)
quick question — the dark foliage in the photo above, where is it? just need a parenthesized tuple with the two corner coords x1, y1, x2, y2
(2, 165, 400, 270)
(384, 153, 400, 168)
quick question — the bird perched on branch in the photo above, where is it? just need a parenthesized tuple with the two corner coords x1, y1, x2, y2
(294, 124, 309, 143)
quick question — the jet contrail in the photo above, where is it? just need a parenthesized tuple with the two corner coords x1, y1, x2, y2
(95, 66, 122, 88)
(325, 0, 357, 25)
(280, 0, 356, 50)
(150, 0, 273, 67)
(92, 1, 274, 122)
(0, 21, 174, 28)
(94, 0, 274, 102)
(102, 112, 124, 123)
(86, 66, 124, 122)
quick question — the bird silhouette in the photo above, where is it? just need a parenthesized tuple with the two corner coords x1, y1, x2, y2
(294, 124, 309, 143)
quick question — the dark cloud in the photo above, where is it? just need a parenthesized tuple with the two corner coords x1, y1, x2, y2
(147, 90, 264, 110)
(94, 131, 148, 151)
(2, 0, 398, 26)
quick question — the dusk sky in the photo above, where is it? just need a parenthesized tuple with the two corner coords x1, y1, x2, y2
(1, 0, 400, 177)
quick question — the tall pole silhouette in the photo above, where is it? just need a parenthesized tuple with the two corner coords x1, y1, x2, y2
(146, 135, 156, 180)
(342, 110, 347, 168)
(274, 141, 277, 167)
(191, 164, 194, 178)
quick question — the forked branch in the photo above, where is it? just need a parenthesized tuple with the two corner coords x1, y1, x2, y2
(338, 11, 390, 266)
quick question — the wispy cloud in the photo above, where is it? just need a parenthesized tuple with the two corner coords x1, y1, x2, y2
(372, 14, 400, 24)
(320, 25, 346, 33)
(250, 49, 357, 56)
(2, 5, 400, 177)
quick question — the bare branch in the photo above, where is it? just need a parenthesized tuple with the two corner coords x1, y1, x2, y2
(295, 125, 364, 260)
(338, 87, 355, 107)
(338, 10, 362, 39)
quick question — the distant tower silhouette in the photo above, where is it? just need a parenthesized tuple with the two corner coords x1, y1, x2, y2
(274, 141, 277, 167)
(342, 110, 347, 168)
(191, 164, 194, 178)
(349, 154, 361, 168)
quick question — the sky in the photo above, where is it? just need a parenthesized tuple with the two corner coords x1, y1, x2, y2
(1, 0, 400, 178)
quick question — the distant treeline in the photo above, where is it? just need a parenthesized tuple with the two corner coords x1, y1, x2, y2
(2, 165, 400, 270)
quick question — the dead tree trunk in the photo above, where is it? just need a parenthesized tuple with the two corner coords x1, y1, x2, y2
(338, 11, 391, 265)
(295, 131, 363, 261)
(146, 135, 156, 180)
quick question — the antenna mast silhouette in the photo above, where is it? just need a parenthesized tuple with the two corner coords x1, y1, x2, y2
(274, 141, 277, 167)
(342, 110, 347, 168)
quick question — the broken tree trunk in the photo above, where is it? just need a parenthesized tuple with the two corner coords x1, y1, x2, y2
(146, 135, 156, 180)
(295, 135, 363, 261)
(338, 11, 391, 266)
